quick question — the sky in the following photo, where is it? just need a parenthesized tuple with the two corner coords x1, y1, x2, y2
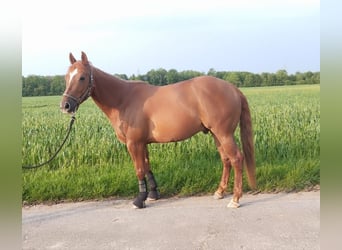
(22, 0, 320, 76)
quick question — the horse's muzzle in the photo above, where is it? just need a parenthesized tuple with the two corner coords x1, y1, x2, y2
(60, 98, 78, 114)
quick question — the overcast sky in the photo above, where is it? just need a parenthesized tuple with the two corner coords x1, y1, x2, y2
(22, 0, 320, 76)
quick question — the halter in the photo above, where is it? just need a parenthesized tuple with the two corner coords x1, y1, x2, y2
(63, 66, 94, 108)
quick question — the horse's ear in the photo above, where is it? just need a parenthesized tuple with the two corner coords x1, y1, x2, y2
(69, 53, 76, 64)
(81, 51, 89, 65)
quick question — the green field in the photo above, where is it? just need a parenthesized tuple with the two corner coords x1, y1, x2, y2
(22, 85, 320, 204)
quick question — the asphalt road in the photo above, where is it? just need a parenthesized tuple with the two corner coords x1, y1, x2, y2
(22, 191, 320, 250)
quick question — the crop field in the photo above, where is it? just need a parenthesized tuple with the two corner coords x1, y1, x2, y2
(22, 84, 320, 204)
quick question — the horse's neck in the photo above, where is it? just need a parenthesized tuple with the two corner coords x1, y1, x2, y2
(91, 67, 128, 115)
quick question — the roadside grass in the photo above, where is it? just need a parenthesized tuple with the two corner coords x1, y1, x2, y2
(22, 84, 320, 204)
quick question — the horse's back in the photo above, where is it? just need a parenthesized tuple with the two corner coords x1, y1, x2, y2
(145, 75, 242, 122)
(189, 75, 240, 97)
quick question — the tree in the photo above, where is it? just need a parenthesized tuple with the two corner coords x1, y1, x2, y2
(295, 72, 305, 85)
(275, 69, 288, 85)
(166, 69, 179, 84)
(115, 74, 128, 80)
(146, 68, 167, 86)
(178, 70, 203, 81)
(261, 73, 270, 86)
(244, 73, 256, 87)
(207, 68, 216, 77)
(224, 72, 242, 87)
(312, 72, 320, 84)
(50, 75, 64, 95)
(129, 74, 137, 80)
(304, 71, 314, 84)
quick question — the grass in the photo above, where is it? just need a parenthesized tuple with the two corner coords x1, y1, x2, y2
(22, 84, 320, 204)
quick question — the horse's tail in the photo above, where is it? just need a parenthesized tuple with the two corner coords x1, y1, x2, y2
(239, 91, 257, 189)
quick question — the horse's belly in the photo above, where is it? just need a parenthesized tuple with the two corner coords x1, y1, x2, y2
(150, 116, 202, 143)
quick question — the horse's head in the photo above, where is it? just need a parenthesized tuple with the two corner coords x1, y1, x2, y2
(60, 52, 94, 114)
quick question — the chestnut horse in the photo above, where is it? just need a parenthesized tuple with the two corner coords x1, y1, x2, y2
(60, 52, 256, 208)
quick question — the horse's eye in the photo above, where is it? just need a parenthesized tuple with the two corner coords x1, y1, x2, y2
(80, 76, 86, 81)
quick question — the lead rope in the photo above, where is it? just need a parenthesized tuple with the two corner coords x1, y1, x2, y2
(22, 115, 76, 169)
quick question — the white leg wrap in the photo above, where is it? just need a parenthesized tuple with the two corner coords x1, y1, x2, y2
(227, 199, 240, 208)
(213, 191, 224, 200)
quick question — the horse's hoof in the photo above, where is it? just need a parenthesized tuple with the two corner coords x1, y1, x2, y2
(213, 191, 224, 200)
(133, 197, 146, 209)
(227, 199, 240, 208)
(147, 190, 160, 201)
(133, 200, 146, 209)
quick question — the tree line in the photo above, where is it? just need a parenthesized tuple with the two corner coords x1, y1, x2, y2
(22, 68, 320, 97)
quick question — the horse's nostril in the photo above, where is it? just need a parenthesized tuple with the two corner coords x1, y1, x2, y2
(64, 102, 70, 110)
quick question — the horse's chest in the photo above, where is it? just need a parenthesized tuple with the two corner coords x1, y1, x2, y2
(111, 120, 128, 143)
(115, 130, 126, 143)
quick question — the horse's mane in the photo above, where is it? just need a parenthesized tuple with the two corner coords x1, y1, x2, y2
(91, 65, 149, 86)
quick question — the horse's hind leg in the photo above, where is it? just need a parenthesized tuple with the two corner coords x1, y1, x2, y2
(143, 147, 160, 201)
(215, 134, 244, 208)
(213, 135, 232, 200)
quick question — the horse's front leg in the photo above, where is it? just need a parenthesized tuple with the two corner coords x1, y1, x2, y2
(127, 141, 148, 209)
